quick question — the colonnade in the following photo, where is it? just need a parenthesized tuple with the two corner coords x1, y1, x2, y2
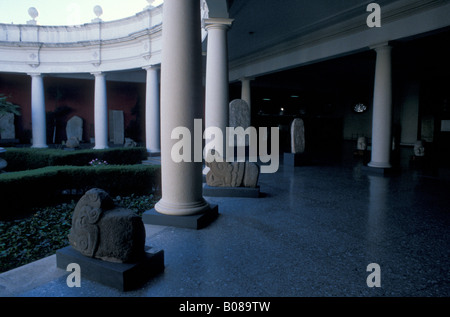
(26, 0, 395, 219)
(26, 69, 161, 154)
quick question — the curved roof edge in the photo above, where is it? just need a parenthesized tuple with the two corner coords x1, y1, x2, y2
(0, 6, 163, 74)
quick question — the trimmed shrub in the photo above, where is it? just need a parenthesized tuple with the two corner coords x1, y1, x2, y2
(0, 164, 160, 221)
(2, 147, 149, 172)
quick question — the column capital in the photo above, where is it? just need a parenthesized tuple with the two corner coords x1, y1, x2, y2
(142, 64, 161, 71)
(91, 71, 105, 77)
(240, 77, 255, 82)
(203, 18, 234, 30)
(27, 72, 43, 77)
(370, 42, 392, 52)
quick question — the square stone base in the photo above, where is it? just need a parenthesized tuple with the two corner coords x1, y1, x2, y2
(203, 184, 260, 198)
(56, 246, 164, 292)
(361, 165, 398, 175)
(142, 204, 219, 230)
(284, 152, 309, 166)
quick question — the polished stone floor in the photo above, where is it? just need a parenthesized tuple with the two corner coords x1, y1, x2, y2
(1, 151, 449, 297)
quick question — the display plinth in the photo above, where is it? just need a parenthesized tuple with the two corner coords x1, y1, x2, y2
(56, 245, 164, 292)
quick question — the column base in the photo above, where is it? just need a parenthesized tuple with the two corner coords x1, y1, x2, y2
(361, 165, 398, 175)
(367, 161, 392, 168)
(56, 245, 164, 292)
(142, 204, 219, 230)
(147, 151, 161, 157)
(31, 144, 48, 149)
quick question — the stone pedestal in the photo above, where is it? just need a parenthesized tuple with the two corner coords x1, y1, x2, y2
(361, 165, 398, 175)
(56, 246, 164, 292)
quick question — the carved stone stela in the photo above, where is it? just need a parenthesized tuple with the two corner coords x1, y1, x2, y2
(291, 118, 305, 154)
(205, 151, 260, 188)
(68, 188, 146, 263)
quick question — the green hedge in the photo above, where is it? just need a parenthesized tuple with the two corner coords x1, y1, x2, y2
(0, 164, 161, 221)
(2, 147, 149, 172)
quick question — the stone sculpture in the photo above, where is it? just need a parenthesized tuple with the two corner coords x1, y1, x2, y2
(205, 151, 259, 188)
(414, 140, 425, 157)
(357, 136, 367, 151)
(290, 118, 305, 154)
(124, 137, 137, 147)
(68, 188, 146, 263)
(66, 115, 83, 142)
(229, 99, 251, 146)
(0, 113, 15, 139)
(229, 99, 250, 129)
(65, 136, 80, 149)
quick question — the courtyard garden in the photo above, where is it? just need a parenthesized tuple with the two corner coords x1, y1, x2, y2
(0, 147, 161, 273)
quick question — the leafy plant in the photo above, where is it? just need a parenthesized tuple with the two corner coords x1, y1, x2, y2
(0, 94, 21, 116)
(0, 193, 159, 273)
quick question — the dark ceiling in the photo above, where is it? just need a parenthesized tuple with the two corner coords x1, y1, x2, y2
(229, 27, 450, 118)
(226, 0, 399, 61)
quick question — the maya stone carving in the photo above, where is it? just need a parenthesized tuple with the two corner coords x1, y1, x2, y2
(291, 118, 305, 154)
(68, 188, 146, 263)
(205, 150, 259, 188)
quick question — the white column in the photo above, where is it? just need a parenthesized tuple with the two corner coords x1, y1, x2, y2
(29, 73, 48, 148)
(240, 77, 253, 122)
(155, 0, 210, 216)
(204, 18, 233, 159)
(368, 44, 393, 169)
(92, 72, 109, 150)
(143, 65, 161, 155)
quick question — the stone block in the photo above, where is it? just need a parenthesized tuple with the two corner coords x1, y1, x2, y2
(56, 245, 164, 292)
(109, 110, 124, 145)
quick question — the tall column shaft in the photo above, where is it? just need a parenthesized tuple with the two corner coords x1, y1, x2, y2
(241, 77, 252, 109)
(92, 72, 109, 150)
(29, 73, 48, 148)
(368, 44, 393, 168)
(204, 18, 233, 159)
(155, 0, 209, 216)
(144, 65, 161, 155)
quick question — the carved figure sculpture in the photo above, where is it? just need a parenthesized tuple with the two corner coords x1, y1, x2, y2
(414, 140, 425, 157)
(357, 136, 367, 151)
(205, 150, 259, 188)
(68, 188, 146, 263)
